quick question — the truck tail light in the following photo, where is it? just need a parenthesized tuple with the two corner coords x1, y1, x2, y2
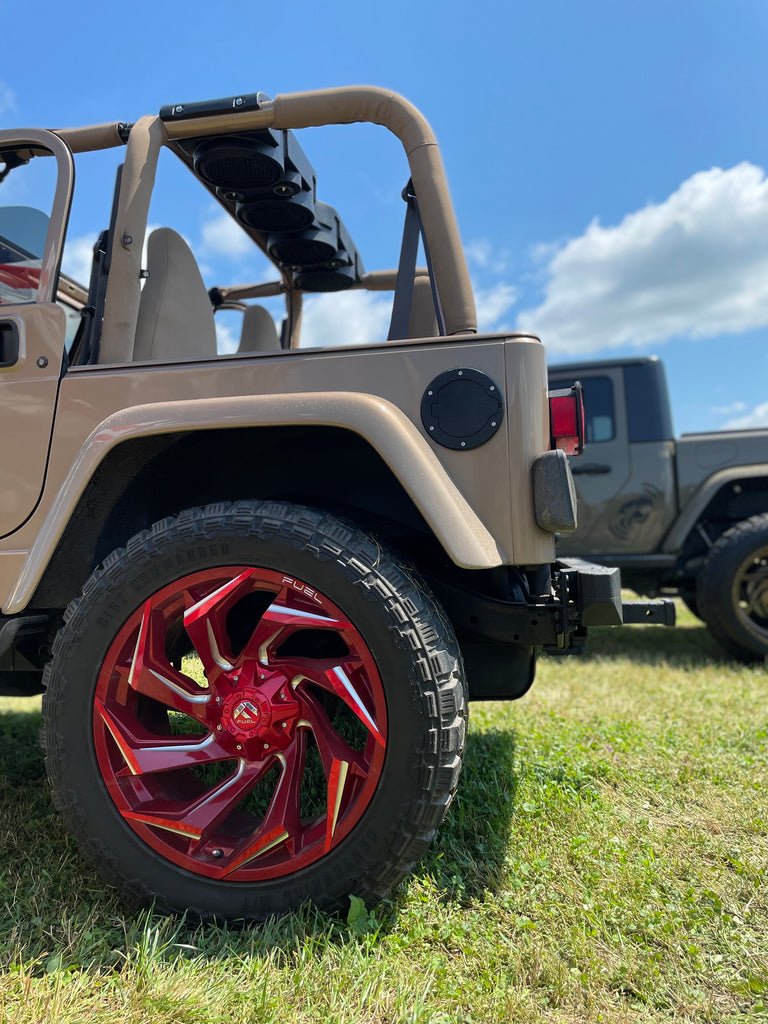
(548, 383, 584, 456)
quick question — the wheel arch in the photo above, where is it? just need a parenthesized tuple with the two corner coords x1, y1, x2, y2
(20, 413, 498, 612)
(664, 467, 768, 561)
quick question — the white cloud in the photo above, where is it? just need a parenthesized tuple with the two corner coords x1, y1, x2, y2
(710, 400, 746, 416)
(200, 209, 253, 259)
(466, 239, 510, 275)
(517, 163, 768, 356)
(215, 320, 239, 355)
(61, 234, 97, 285)
(300, 290, 393, 348)
(299, 278, 519, 346)
(0, 82, 15, 118)
(474, 282, 518, 332)
(722, 401, 768, 430)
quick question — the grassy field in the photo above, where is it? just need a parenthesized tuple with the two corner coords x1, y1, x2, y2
(1, 604, 766, 1023)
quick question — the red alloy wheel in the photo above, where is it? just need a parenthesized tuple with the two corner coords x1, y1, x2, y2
(92, 566, 387, 881)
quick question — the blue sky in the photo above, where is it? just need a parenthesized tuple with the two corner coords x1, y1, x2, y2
(2, 0, 767, 434)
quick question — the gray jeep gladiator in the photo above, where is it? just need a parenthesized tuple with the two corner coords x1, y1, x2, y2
(549, 356, 768, 661)
(0, 86, 666, 920)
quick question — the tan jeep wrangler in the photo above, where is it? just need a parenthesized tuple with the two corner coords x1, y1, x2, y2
(0, 87, 668, 920)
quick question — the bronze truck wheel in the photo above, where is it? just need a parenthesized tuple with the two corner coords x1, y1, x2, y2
(696, 513, 768, 662)
(42, 501, 467, 920)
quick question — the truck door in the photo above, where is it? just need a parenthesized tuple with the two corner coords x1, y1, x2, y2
(550, 362, 676, 556)
(0, 130, 73, 537)
(549, 367, 634, 555)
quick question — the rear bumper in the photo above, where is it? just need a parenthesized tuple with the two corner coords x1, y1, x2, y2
(429, 557, 675, 701)
(432, 558, 676, 654)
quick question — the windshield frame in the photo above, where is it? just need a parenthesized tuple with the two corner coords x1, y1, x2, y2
(0, 129, 75, 305)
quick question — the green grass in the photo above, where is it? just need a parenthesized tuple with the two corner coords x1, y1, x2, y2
(1, 604, 766, 1023)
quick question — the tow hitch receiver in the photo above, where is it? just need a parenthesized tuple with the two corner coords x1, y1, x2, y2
(621, 599, 677, 625)
(557, 558, 676, 629)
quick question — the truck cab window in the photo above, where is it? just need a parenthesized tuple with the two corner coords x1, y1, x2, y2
(582, 376, 615, 443)
(555, 375, 615, 443)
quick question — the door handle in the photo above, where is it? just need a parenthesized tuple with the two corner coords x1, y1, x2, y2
(571, 463, 611, 475)
(0, 320, 19, 368)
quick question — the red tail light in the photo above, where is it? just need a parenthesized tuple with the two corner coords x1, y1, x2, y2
(549, 383, 584, 456)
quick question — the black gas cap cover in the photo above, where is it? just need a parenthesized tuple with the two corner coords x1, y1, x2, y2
(421, 368, 504, 450)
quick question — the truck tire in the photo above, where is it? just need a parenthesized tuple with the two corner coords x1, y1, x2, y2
(696, 513, 768, 661)
(679, 589, 701, 621)
(42, 501, 467, 920)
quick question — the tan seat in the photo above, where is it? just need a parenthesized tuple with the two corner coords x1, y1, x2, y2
(237, 304, 281, 353)
(133, 228, 217, 362)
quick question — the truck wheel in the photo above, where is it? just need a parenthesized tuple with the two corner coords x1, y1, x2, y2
(696, 513, 768, 661)
(42, 502, 467, 920)
(679, 589, 701, 621)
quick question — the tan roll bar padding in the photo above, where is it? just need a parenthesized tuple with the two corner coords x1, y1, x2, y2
(214, 281, 286, 302)
(99, 116, 168, 364)
(53, 123, 127, 153)
(271, 88, 476, 336)
(359, 268, 429, 291)
(216, 269, 428, 301)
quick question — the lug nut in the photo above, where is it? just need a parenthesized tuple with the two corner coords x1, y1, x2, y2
(212, 849, 223, 858)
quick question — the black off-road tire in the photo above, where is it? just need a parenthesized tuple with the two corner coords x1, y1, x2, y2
(679, 589, 701, 621)
(42, 501, 467, 921)
(696, 513, 768, 662)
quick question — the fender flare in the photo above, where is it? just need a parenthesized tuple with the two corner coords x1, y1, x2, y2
(5, 391, 505, 614)
(662, 464, 768, 553)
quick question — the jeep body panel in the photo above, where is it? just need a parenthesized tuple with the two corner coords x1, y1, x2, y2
(0, 128, 74, 536)
(0, 304, 66, 536)
(1, 335, 555, 613)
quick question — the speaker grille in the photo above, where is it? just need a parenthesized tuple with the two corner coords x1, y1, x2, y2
(194, 138, 283, 190)
(205, 154, 281, 190)
(238, 200, 315, 233)
(296, 269, 355, 292)
(270, 236, 337, 267)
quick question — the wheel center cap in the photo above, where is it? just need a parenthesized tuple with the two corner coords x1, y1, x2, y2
(232, 700, 260, 728)
(221, 688, 270, 740)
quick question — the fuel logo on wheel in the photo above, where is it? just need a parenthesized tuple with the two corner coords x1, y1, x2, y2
(232, 700, 260, 729)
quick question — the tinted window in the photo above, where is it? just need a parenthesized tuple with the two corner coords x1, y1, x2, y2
(624, 362, 674, 442)
(582, 377, 615, 442)
(0, 149, 57, 305)
(0, 205, 50, 304)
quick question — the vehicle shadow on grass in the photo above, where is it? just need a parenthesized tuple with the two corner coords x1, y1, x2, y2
(409, 726, 519, 903)
(579, 619, 736, 668)
(0, 703, 519, 964)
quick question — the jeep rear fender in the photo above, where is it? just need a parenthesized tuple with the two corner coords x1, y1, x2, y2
(4, 391, 505, 614)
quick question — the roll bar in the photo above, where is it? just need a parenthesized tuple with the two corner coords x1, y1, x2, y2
(55, 87, 477, 347)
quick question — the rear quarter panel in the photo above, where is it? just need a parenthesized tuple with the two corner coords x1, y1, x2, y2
(0, 334, 557, 611)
